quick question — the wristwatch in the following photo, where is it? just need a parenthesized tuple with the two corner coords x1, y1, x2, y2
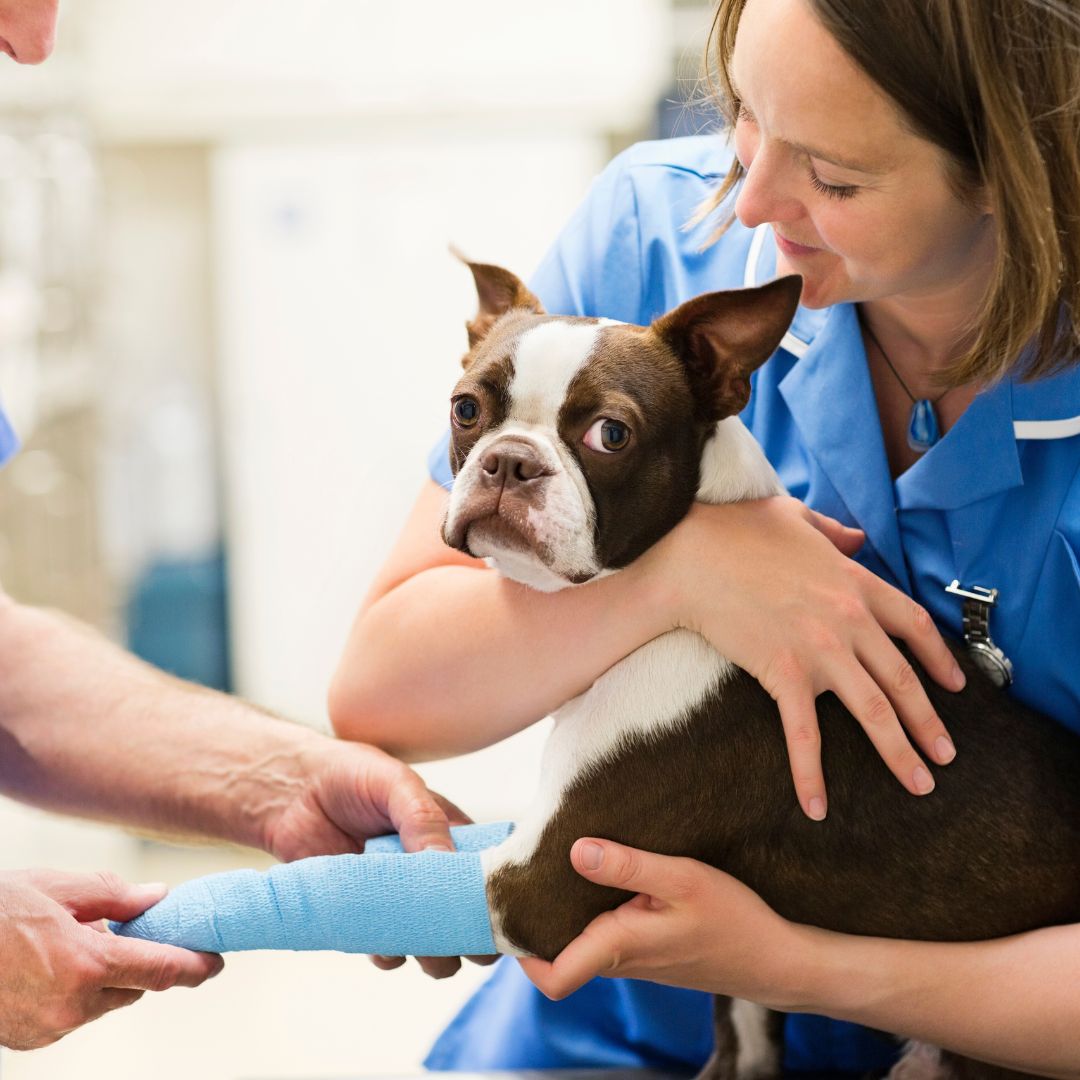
(945, 580, 1014, 689)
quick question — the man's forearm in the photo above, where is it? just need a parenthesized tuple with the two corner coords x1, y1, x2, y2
(0, 594, 323, 850)
(796, 919, 1080, 1078)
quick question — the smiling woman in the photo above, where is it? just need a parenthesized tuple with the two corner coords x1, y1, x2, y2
(708, 0, 1079, 387)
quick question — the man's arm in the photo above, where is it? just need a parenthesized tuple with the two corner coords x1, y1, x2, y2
(0, 592, 458, 859)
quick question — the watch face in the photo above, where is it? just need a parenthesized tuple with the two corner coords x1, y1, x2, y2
(968, 642, 1013, 689)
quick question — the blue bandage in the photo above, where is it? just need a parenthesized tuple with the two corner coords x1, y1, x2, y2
(112, 821, 514, 956)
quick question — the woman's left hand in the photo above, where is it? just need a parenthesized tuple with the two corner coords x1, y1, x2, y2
(518, 838, 815, 1010)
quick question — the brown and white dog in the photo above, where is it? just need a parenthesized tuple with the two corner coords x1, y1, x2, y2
(441, 259, 1080, 1080)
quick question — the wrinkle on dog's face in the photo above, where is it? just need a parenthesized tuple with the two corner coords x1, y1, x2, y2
(443, 315, 707, 591)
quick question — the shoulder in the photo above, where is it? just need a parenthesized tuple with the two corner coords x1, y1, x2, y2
(531, 136, 759, 323)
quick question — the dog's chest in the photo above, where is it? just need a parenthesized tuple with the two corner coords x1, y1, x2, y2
(482, 629, 732, 883)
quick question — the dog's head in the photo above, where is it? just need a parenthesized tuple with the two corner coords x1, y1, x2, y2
(441, 259, 801, 591)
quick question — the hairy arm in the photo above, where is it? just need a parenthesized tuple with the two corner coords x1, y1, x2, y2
(0, 591, 457, 857)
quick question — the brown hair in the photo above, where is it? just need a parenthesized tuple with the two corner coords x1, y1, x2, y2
(698, 0, 1080, 386)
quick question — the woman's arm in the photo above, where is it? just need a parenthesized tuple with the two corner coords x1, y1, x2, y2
(328, 480, 674, 761)
(330, 480, 963, 816)
(521, 839, 1080, 1079)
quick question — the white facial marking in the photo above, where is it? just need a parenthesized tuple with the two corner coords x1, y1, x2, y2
(507, 320, 601, 426)
(444, 320, 611, 590)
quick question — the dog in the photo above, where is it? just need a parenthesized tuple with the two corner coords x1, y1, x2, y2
(440, 258, 1080, 1080)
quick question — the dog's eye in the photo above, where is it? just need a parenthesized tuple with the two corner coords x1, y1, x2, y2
(452, 396, 480, 428)
(583, 418, 631, 453)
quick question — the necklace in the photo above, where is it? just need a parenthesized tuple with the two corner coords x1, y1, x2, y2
(860, 316, 950, 453)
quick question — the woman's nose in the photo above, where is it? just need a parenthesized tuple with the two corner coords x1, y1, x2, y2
(734, 147, 802, 231)
(0, 0, 58, 65)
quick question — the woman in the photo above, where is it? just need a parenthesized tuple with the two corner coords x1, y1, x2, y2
(330, 0, 1080, 1073)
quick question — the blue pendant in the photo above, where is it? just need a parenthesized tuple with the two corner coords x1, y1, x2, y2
(907, 399, 940, 452)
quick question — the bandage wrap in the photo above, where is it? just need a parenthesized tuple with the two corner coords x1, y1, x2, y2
(112, 821, 514, 956)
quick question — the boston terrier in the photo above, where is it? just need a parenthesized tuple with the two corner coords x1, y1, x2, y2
(441, 259, 1080, 1080)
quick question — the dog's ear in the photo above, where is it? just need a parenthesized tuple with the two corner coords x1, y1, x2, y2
(652, 275, 803, 421)
(455, 251, 545, 360)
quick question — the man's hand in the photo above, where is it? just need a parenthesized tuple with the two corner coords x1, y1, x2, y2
(261, 740, 468, 862)
(261, 739, 486, 979)
(0, 869, 223, 1050)
(518, 838, 814, 1010)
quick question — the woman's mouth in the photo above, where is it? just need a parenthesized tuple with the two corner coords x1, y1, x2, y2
(774, 231, 821, 258)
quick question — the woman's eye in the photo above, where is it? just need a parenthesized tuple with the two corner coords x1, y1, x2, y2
(583, 418, 631, 453)
(735, 101, 756, 125)
(452, 397, 480, 428)
(808, 165, 858, 201)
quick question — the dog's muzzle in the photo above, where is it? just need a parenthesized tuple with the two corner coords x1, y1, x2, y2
(443, 437, 554, 554)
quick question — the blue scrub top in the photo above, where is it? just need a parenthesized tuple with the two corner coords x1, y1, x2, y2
(425, 136, 1080, 1074)
(0, 408, 19, 469)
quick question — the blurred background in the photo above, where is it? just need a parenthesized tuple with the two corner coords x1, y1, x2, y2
(0, 2, 722, 1077)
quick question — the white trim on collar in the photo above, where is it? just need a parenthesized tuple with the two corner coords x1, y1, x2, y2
(744, 224, 768, 287)
(745, 223, 809, 358)
(1013, 416, 1080, 440)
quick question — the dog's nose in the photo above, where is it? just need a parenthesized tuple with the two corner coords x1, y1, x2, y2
(480, 444, 551, 486)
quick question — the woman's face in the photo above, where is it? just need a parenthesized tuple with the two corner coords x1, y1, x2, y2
(731, 0, 994, 310)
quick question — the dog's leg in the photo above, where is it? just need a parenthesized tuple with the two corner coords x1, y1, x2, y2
(890, 1043, 1039, 1080)
(695, 996, 739, 1080)
(732, 999, 784, 1079)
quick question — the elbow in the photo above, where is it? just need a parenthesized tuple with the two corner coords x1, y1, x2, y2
(327, 649, 425, 762)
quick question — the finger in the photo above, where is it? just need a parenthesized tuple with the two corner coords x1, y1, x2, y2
(870, 582, 966, 693)
(31, 870, 168, 924)
(384, 768, 455, 854)
(856, 626, 957, 768)
(416, 955, 462, 980)
(568, 838, 693, 903)
(773, 690, 828, 820)
(102, 936, 224, 992)
(802, 507, 865, 556)
(517, 914, 626, 1000)
(466, 954, 500, 966)
(830, 659, 935, 796)
(369, 955, 407, 971)
(432, 791, 472, 828)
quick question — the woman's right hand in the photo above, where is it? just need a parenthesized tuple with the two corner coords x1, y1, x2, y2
(638, 496, 964, 821)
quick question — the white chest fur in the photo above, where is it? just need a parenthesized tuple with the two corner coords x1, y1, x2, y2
(481, 418, 782, 952)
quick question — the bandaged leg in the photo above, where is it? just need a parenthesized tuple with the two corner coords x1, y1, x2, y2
(111, 821, 514, 956)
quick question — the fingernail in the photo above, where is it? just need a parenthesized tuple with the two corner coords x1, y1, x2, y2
(808, 796, 827, 821)
(952, 662, 966, 690)
(934, 735, 956, 764)
(913, 765, 935, 794)
(424, 843, 452, 853)
(135, 882, 167, 898)
(579, 841, 604, 871)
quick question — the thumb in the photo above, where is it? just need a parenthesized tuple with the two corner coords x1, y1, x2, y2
(384, 766, 456, 854)
(569, 839, 685, 899)
(804, 507, 864, 556)
(32, 870, 168, 924)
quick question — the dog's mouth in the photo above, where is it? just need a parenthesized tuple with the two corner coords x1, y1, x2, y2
(444, 491, 550, 562)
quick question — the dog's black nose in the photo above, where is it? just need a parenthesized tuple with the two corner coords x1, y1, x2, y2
(480, 443, 550, 486)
